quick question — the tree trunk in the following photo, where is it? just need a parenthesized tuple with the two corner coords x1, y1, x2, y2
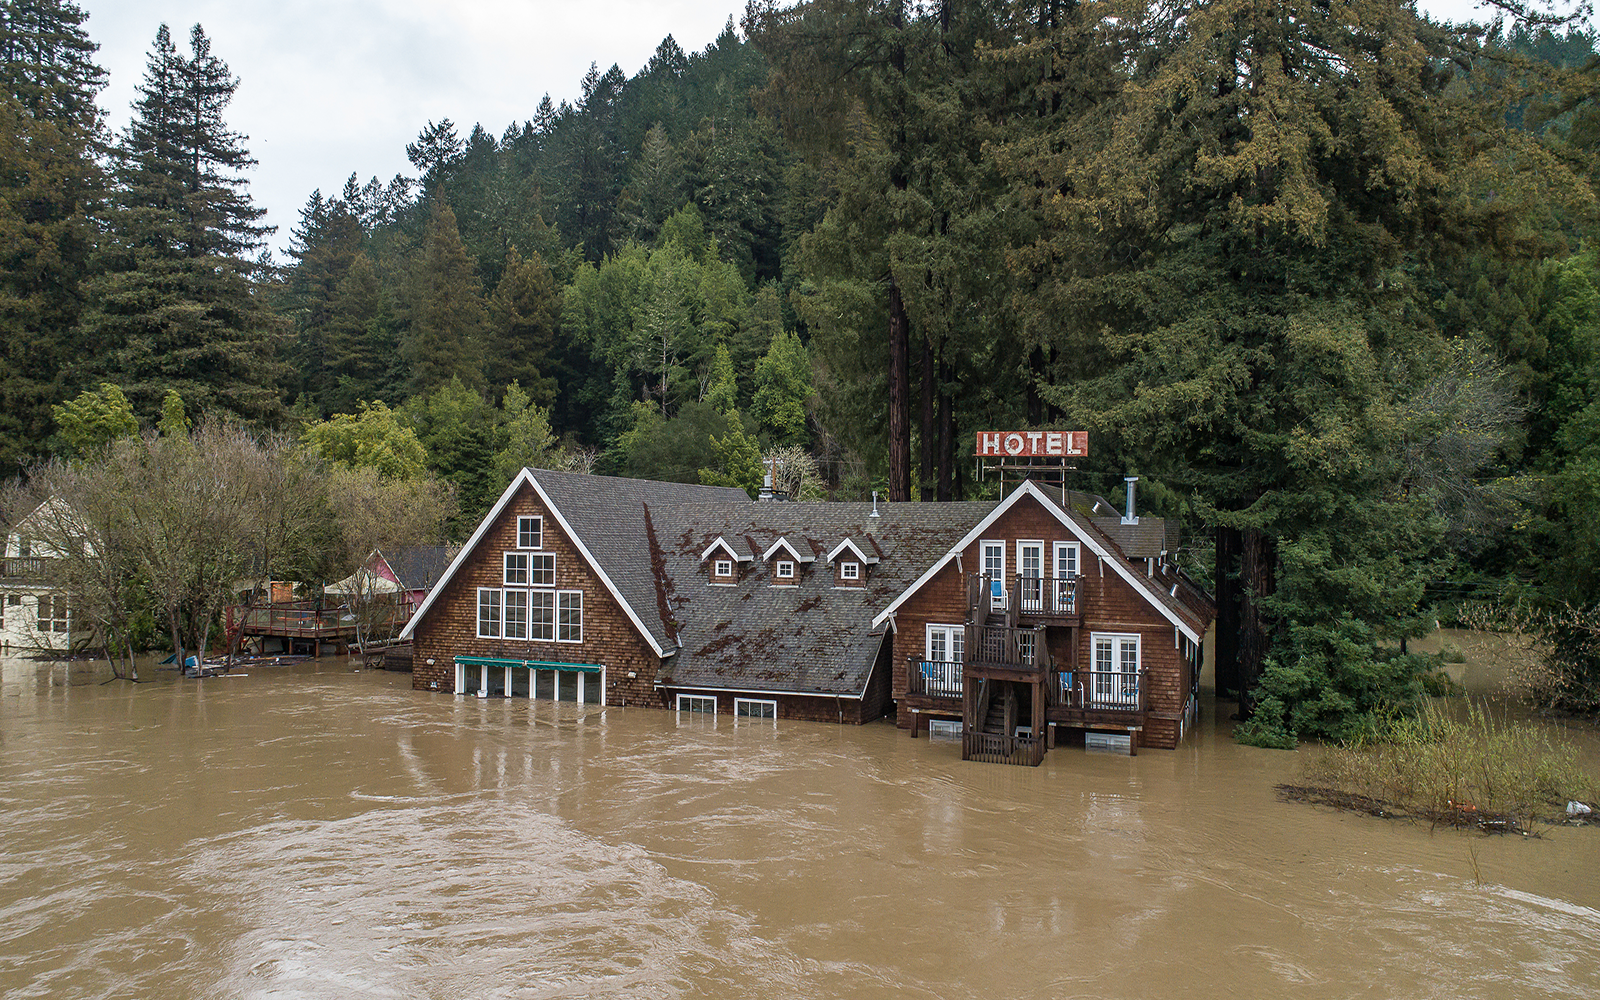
(919, 333, 936, 501)
(1236, 527, 1278, 719)
(937, 353, 955, 501)
(888, 276, 911, 501)
(1214, 525, 1240, 699)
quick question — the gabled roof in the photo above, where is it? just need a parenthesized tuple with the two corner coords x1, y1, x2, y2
(871, 480, 1208, 642)
(384, 545, 458, 591)
(400, 469, 751, 653)
(700, 537, 750, 563)
(760, 537, 814, 564)
(826, 538, 879, 565)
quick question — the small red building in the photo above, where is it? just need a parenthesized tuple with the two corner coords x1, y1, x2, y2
(400, 469, 1214, 762)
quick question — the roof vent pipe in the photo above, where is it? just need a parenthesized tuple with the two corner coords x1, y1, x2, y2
(1122, 476, 1139, 525)
(870, 490, 881, 518)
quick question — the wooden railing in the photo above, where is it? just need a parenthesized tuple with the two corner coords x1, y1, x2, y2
(232, 601, 357, 637)
(1051, 667, 1147, 714)
(1015, 575, 1076, 615)
(968, 623, 1048, 669)
(907, 659, 963, 699)
(963, 729, 1046, 766)
(0, 556, 49, 580)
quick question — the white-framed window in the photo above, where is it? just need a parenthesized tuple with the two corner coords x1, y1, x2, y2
(504, 551, 529, 585)
(529, 590, 555, 640)
(1054, 541, 1080, 578)
(1090, 632, 1141, 709)
(476, 588, 502, 638)
(1017, 540, 1044, 610)
(713, 559, 733, 578)
(775, 560, 795, 580)
(557, 590, 582, 642)
(840, 561, 860, 581)
(530, 552, 555, 586)
(927, 719, 962, 741)
(981, 540, 1006, 609)
(38, 594, 66, 633)
(734, 698, 777, 719)
(677, 694, 716, 714)
(504, 589, 528, 639)
(517, 516, 543, 549)
(925, 623, 965, 663)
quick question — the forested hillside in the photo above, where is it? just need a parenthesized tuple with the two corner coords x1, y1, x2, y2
(6, 0, 1600, 740)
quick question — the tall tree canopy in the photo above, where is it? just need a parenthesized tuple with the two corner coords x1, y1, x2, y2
(81, 23, 282, 425)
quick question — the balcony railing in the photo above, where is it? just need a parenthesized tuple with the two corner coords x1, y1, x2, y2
(1016, 575, 1076, 615)
(963, 729, 1045, 766)
(0, 556, 50, 580)
(970, 623, 1048, 669)
(1051, 667, 1147, 713)
(907, 659, 963, 699)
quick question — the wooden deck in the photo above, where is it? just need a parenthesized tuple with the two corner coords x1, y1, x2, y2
(229, 600, 360, 654)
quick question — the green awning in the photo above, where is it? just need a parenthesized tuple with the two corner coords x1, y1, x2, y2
(454, 655, 602, 673)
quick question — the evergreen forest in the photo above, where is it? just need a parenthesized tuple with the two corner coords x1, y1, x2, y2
(7, 0, 1600, 743)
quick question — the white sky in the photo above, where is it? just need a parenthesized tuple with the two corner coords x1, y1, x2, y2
(76, 0, 1517, 255)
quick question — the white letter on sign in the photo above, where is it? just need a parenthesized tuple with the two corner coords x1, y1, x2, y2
(1045, 431, 1063, 455)
(1005, 433, 1024, 455)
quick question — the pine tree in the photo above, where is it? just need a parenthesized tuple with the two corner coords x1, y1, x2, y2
(486, 245, 560, 406)
(285, 188, 364, 413)
(82, 23, 283, 426)
(0, 0, 105, 465)
(401, 197, 487, 396)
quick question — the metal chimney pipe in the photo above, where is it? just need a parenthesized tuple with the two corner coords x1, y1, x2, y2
(1122, 476, 1139, 525)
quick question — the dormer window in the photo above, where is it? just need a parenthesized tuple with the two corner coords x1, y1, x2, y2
(775, 560, 795, 580)
(827, 538, 878, 587)
(703, 536, 748, 585)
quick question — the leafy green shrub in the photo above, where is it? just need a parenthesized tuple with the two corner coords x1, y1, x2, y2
(1300, 701, 1595, 830)
(1438, 640, 1467, 663)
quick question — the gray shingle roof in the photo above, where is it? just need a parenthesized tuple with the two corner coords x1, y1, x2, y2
(648, 499, 998, 697)
(527, 469, 752, 653)
(384, 545, 458, 591)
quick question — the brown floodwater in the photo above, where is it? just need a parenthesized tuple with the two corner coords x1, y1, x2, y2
(2, 649, 1597, 1000)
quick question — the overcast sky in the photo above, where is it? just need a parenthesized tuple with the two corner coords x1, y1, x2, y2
(77, 0, 1508, 256)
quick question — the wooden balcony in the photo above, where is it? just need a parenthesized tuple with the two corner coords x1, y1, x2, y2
(906, 658, 963, 701)
(965, 622, 1050, 682)
(0, 555, 50, 581)
(1047, 667, 1148, 728)
(968, 573, 1080, 624)
(1015, 575, 1078, 618)
(230, 601, 359, 640)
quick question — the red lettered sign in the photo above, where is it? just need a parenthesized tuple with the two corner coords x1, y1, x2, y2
(975, 430, 1088, 458)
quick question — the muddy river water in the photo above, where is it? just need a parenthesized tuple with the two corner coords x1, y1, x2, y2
(2, 651, 1597, 999)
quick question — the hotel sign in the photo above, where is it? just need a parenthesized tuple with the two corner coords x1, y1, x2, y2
(975, 430, 1088, 458)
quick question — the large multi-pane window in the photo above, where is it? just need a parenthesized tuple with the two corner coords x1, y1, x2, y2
(490, 588, 574, 643)
(557, 591, 583, 642)
(529, 590, 555, 640)
(504, 589, 528, 639)
(477, 589, 502, 638)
